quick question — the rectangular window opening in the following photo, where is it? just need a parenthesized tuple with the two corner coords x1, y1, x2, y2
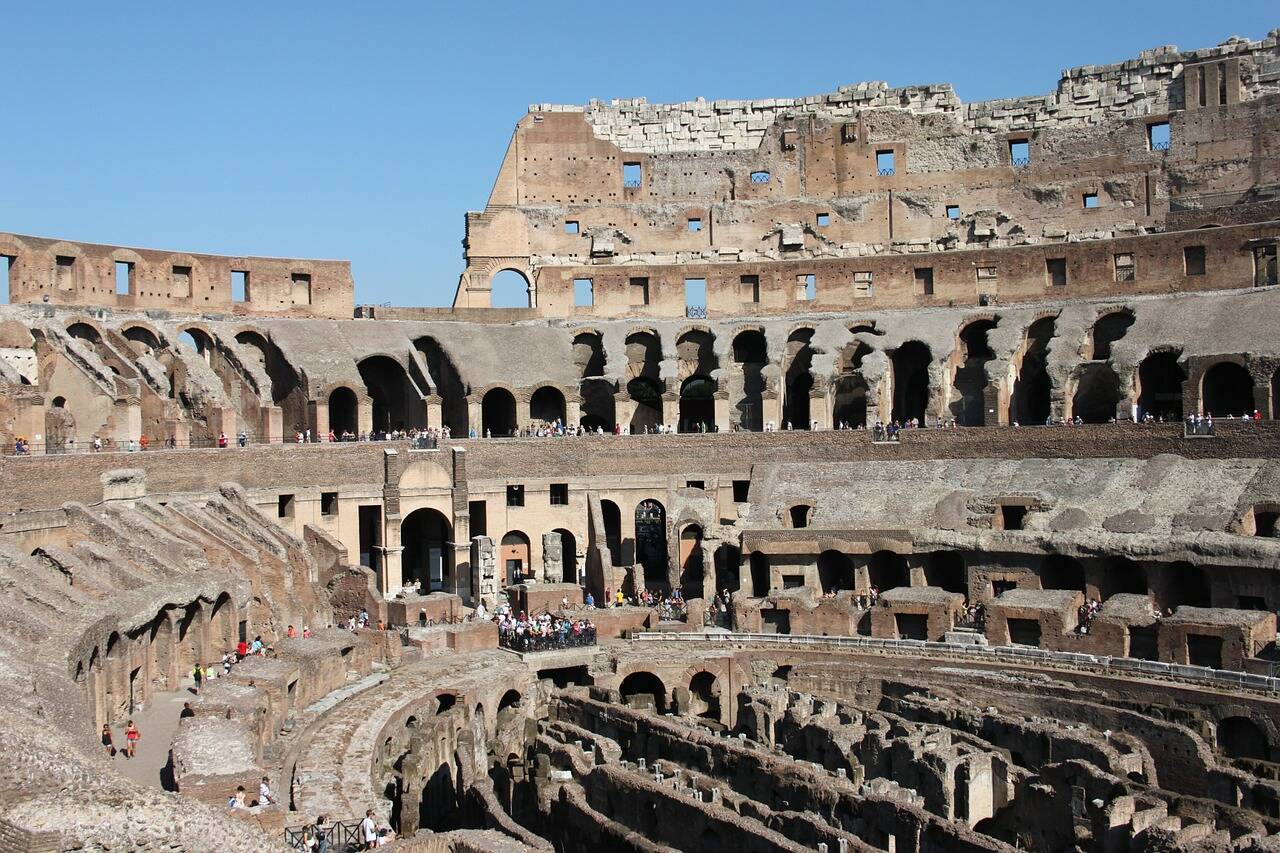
(0, 255, 12, 303)
(914, 267, 935, 296)
(623, 162, 642, 188)
(946, 204, 960, 220)
(1083, 193, 1099, 209)
(114, 261, 133, 296)
(732, 480, 750, 503)
(687, 218, 702, 232)
(1009, 139, 1030, 167)
(1000, 504, 1027, 530)
(1184, 245, 1206, 277)
(506, 484, 525, 507)
(1114, 253, 1136, 283)
(875, 150, 895, 176)
(1147, 122, 1170, 151)
(56, 255, 75, 291)
(976, 266, 998, 281)
(1046, 258, 1067, 287)
(573, 278, 594, 308)
(853, 271, 873, 299)
(564, 221, 579, 235)
(290, 273, 311, 306)
(685, 480, 705, 490)
(1218, 61, 1228, 105)
(798, 273, 816, 301)
(277, 494, 295, 519)
(684, 278, 707, 318)
(816, 212, 830, 227)
(469, 500, 488, 537)
(630, 277, 650, 306)
(231, 270, 249, 302)
(321, 491, 339, 516)
(740, 274, 760, 304)
(1254, 245, 1278, 287)
(782, 574, 806, 590)
(549, 483, 569, 505)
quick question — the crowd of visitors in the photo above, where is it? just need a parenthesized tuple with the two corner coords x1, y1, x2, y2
(496, 609, 597, 652)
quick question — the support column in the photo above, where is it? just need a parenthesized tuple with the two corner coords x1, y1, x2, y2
(426, 394, 443, 432)
(566, 396, 582, 428)
(358, 399, 374, 436)
(262, 405, 284, 443)
(467, 396, 482, 437)
(381, 449, 403, 594)
(809, 391, 830, 430)
(517, 394, 532, 433)
(713, 392, 730, 432)
(661, 391, 679, 430)
(761, 392, 781, 431)
(614, 393, 636, 433)
(311, 399, 330, 440)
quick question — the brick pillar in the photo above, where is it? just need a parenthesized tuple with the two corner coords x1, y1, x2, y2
(614, 392, 635, 433)
(262, 405, 283, 443)
(713, 392, 730, 432)
(761, 392, 781, 431)
(467, 395, 483, 436)
(425, 395, 441, 432)
(358, 399, 374, 435)
(809, 391, 829, 429)
(381, 449, 403, 594)
(311, 399, 329, 440)
(662, 390, 679, 430)
(566, 396, 582, 428)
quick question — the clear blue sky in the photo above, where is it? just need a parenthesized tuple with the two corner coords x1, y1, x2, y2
(0, 2, 1274, 307)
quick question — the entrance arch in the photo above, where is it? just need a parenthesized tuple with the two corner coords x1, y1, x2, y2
(619, 671, 667, 713)
(868, 551, 908, 591)
(679, 376, 716, 433)
(490, 269, 532, 308)
(1137, 351, 1185, 420)
(817, 550, 853, 593)
(1202, 361, 1254, 417)
(627, 377, 662, 433)
(635, 500, 668, 588)
(688, 671, 721, 721)
(553, 528, 578, 583)
(601, 499, 623, 566)
(1071, 364, 1121, 423)
(952, 319, 997, 426)
(679, 524, 705, 599)
(499, 531, 531, 585)
(1218, 716, 1269, 760)
(481, 388, 517, 437)
(530, 386, 566, 427)
(401, 508, 453, 592)
(358, 356, 424, 432)
(1012, 317, 1054, 425)
(732, 329, 767, 431)
(328, 386, 358, 436)
(783, 329, 815, 429)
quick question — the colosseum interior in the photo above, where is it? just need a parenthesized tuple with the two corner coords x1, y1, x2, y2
(1, 27, 1279, 853)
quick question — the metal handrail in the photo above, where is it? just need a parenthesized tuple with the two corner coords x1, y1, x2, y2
(284, 819, 363, 852)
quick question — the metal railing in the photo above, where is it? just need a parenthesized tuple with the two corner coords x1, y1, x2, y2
(750, 172, 771, 183)
(623, 179, 642, 189)
(284, 819, 363, 852)
(633, 632, 1280, 694)
(685, 305, 708, 319)
(3, 433, 441, 457)
(1150, 140, 1171, 151)
(877, 168, 896, 176)
(499, 627, 597, 653)
(1011, 156, 1031, 167)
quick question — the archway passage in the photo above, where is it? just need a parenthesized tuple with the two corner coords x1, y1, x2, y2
(1071, 363, 1121, 423)
(732, 329, 767, 431)
(122, 325, 161, 351)
(1137, 351, 1186, 421)
(952, 320, 997, 426)
(627, 377, 662, 433)
(415, 336, 468, 435)
(1202, 361, 1255, 417)
(401, 508, 453, 592)
(329, 387, 359, 436)
(1090, 310, 1134, 360)
(619, 671, 667, 713)
(601, 500, 623, 567)
(679, 376, 716, 433)
(490, 269, 531, 308)
(1042, 555, 1085, 592)
(1012, 317, 1054, 425)
(579, 379, 615, 431)
(358, 356, 425, 432)
(1218, 716, 1268, 761)
(482, 388, 517, 437)
(635, 500, 668, 589)
(749, 552, 770, 597)
(530, 386, 566, 427)
(892, 341, 931, 425)
(817, 550, 853, 593)
(832, 374, 868, 429)
(783, 329, 815, 430)
(688, 671, 721, 721)
(868, 551, 908, 592)
(679, 525, 705, 599)
(499, 531, 531, 585)
(553, 528, 578, 583)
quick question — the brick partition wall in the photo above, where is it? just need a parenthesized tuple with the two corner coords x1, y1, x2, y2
(1, 421, 1276, 512)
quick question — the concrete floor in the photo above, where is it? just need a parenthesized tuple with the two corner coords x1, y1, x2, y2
(110, 679, 194, 791)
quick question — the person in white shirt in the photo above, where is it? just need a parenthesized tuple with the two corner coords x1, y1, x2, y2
(359, 809, 377, 849)
(259, 775, 277, 806)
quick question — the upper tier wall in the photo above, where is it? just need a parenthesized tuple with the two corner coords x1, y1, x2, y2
(0, 232, 355, 318)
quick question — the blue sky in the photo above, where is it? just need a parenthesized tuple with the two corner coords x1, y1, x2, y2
(0, 2, 1274, 307)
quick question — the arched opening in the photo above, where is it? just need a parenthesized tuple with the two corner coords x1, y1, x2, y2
(436, 693, 458, 715)
(783, 328, 815, 429)
(1202, 361, 1255, 417)
(328, 386, 359, 436)
(1011, 317, 1054, 425)
(237, 330, 306, 431)
(787, 504, 813, 529)
(688, 671, 720, 721)
(529, 386, 566, 427)
(490, 269, 531, 308)
(679, 525, 704, 599)
(1137, 351, 1186, 421)
(732, 329, 767, 431)
(122, 325, 161, 351)
(1090, 310, 1134, 360)
(924, 551, 967, 594)
(749, 552, 770, 596)
(1041, 555, 1085, 592)
(498, 689, 522, 712)
(627, 377, 662, 433)
(833, 341, 872, 428)
(678, 376, 716, 433)
(51, 396, 66, 408)
(619, 671, 667, 713)
(635, 500, 667, 589)
(67, 322, 102, 343)
(868, 551, 908, 592)
(714, 544, 740, 595)
(1104, 557, 1147, 598)
(573, 332, 607, 378)
(601, 500, 623, 567)
(481, 388, 517, 437)
(402, 508, 453, 592)
(891, 341, 931, 424)
(499, 531, 531, 586)
(178, 328, 213, 363)
(1071, 364, 1121, 423)
(952, 319, 997, 426)
(358, 356, 425, 433)
(1162, 562, 1210, 609)
(553, 528, 578, 583)
(575, 332, 614, 430)
(415, 337, 469, 435)
(817, 550, 853, 593)
(1218, 716, 1268, 761)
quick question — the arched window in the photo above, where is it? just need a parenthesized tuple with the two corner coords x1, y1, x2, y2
(490, 269, 531, 308)
(1201, 361, 1254, 417)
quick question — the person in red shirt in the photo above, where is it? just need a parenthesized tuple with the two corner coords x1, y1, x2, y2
(236, 640, 249, 658)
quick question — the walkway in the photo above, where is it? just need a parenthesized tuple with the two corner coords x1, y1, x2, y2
(111, 680, 194, 791)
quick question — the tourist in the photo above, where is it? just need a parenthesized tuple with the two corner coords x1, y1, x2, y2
(238, 431, 247, 447)
(584, 591, 594, 608)
(615, 589, 625, 607)
(101, 723, 114, 756)
(359, 809, 378, 850)
(287, 624, 297, 639)
(259, 775, 277, 806)
(237, 638, 249, 658)
(303, 625, 312, 639)
(192, 662, 203, 693)
(218, 432, 228, 448)
(124, 720, 140, 758)
(313, 815, 330, 853)
(228, 785, 247, 809)
(180, 701, 195, 719)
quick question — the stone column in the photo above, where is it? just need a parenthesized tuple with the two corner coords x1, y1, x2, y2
(661, 390, 679, 429)
(761, 391, 781, 431)
(467, 395, 483, 436)
(358, 399, 374, 435)
(473, 536, 496, 605)
(614, 392, 636, 433)
(310, 399, 329, 440)
(262, 405, 284, 443)
(542, 531, 564, 584)
(713, 391, 730, 432)
(381, 449, 403, 594)
(809, 390, 830, 429)
(566, 395, 582, 428)
(426, 394, 443, 432)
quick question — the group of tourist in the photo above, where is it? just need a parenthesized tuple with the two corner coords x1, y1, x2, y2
(497, 610, 597, 652)
(1076, 598, 1104, 633)
(99, 719, 141, 759)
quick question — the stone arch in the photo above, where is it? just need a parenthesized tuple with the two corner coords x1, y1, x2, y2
(553, 528, 578, 583)
(626, 376, 663, 433)
(529, 385, 566, 426)
(235, 328, 306, 427)
(499, 530, 531, 585)
(785, 504, 813, 529)
(1042, 554, 1086, 592)
(1089, 308, 1135, 361)
(783, 327, 815, 429)
(572, 330, 607, 378)
(208, 591, 236, 651)
(1011, 316, 1055, 425)
(1136, 350, 1186, 421)
(328, 385, 360, 436)
(402, 508, 453, 592)
(358, 355, 425, 432)
(678, 524, 705, 599)
(1201, 360, 1254, 417)
(1070, 363, 1121, 423)
(490, 268, 533, 308)
(678, 375, 716, 433)
(891, 341, 932, 424)
(66, 321, 103, 343)
(481, 387, 517, 437)
(731, 327, 768, 431)
(601, 500, 623, 567)
(687, 670, 721, 721)
(923, 551, 967, 594)
(817, 550, 854, 593)
(868, 550, 908, 591)
(714, 544, 740, 594)
(498, 689, 522, 712)
(1218, 716, 1269, 761)
(413, 336, 468, 435)
(120, 323, 164, 352)
(619, 671, 668, 713)
(675, 327, 717, 380)
(635, 500, 668, 588)
(951, 318, 998, 426)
